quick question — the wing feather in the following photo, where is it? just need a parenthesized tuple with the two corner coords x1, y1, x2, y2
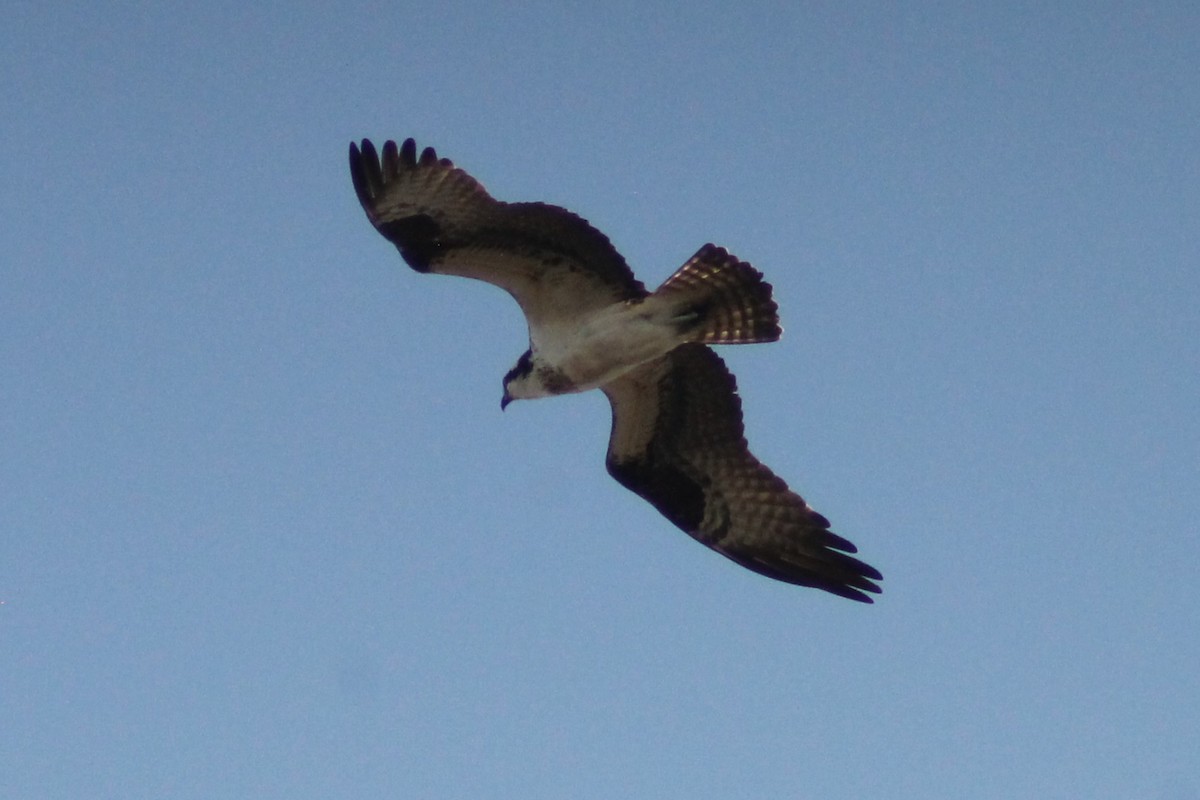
(603, 344, 882, 602)
(350, 138, 646, 335)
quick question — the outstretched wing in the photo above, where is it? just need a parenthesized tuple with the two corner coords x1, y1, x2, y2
(349, 138, 646, 340)
(602, 344, 882, 602)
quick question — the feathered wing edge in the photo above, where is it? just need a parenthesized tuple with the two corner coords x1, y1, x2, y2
(603, 344, 882, 602)
(348, 139, 647, 317)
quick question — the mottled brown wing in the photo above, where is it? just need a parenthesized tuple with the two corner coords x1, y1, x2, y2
(602, 343, 882, 602)
(349, 138, 646, 340)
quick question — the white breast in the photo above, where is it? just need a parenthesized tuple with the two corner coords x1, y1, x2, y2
(533, 299, 691, 392)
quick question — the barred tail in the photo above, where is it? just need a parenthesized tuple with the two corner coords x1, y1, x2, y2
(654, 244, 781, 344)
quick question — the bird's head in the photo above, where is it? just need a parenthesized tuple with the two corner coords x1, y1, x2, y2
(500, 350, 536, 411)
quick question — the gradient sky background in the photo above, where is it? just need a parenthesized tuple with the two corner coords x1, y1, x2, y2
(3, 2, 1198, 798)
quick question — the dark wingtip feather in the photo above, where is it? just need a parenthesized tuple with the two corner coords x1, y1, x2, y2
(348, 140, 377, 210)
(381, 139, 400, 179)
(808, 558, 883, 602)
(753, 551, 883, 601)
(358, 138, 378, 163)
(842, 588, 878, 604)
(399, 137, 417, 164)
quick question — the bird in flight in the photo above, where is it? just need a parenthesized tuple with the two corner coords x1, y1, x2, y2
(349, 138, 882, 602)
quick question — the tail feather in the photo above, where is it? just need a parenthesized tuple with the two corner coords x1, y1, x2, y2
(654, 244, 781, 344)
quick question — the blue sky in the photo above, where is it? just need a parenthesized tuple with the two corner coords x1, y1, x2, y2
(3, 2, 1198, 797)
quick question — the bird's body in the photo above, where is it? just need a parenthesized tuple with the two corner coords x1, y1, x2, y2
(505, 246, 777, 402)
(510, 298, 689, 398)
(349, 137, 882, 602)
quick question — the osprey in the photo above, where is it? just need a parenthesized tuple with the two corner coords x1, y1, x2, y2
(349, 138, 882, 602)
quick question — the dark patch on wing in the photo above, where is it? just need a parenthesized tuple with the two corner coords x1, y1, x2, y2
(375, 214, 442, 273)
(608, 454, 705, 533)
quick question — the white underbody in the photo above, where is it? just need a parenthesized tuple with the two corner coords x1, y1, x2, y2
(513, 298, 691, 400)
